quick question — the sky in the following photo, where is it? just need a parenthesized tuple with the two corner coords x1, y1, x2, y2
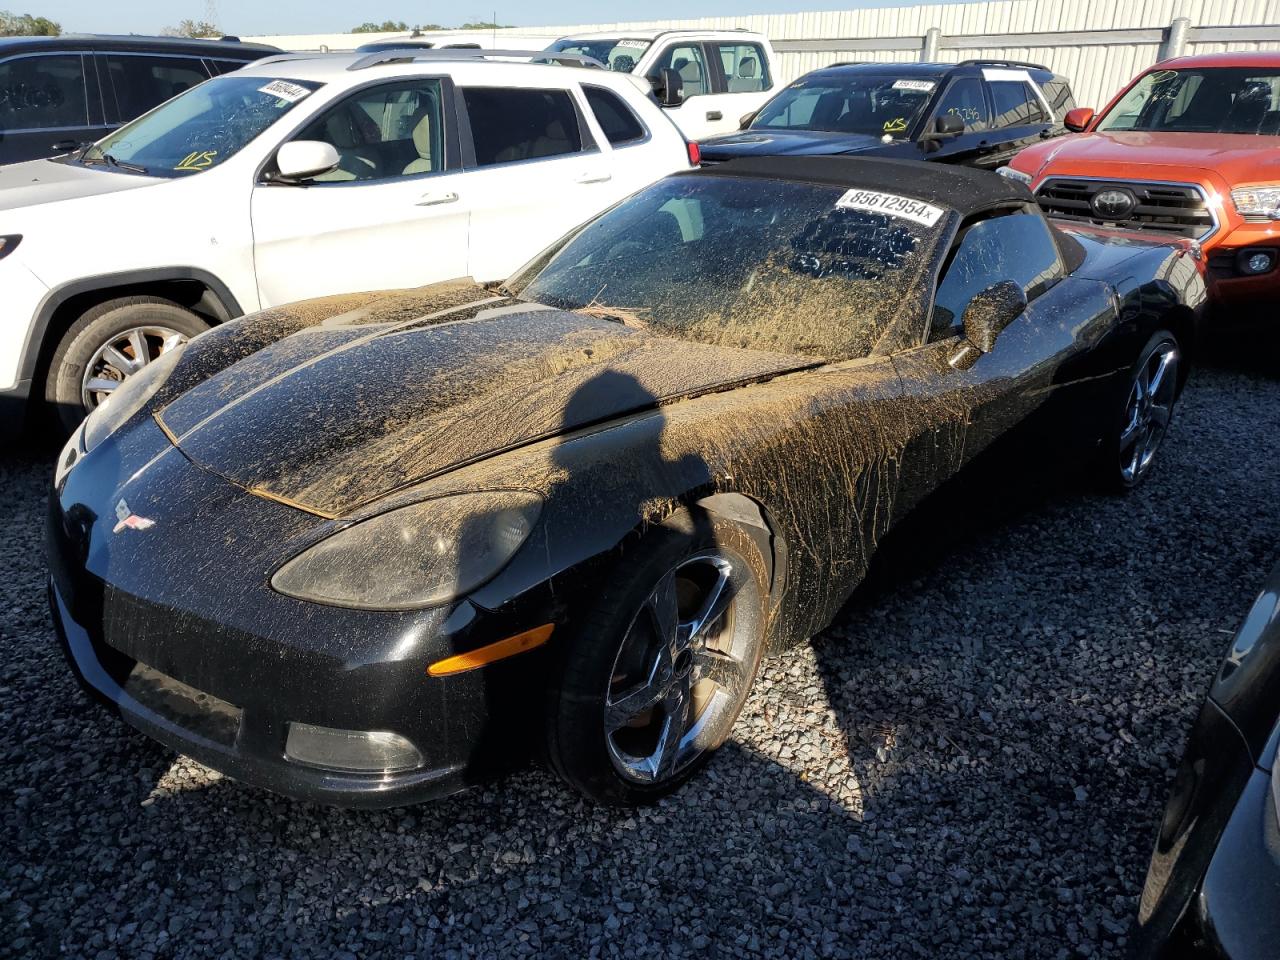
(24, 0, 943, 37)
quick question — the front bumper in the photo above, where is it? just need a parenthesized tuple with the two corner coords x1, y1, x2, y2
(46, 422, 557, 808)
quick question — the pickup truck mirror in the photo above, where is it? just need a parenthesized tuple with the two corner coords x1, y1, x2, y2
(738, 110, 758, 130)
(1063, 107, 1095, 132)
(654, 68, 684, 107)
(274, 141, 341, 182)
(961, 281, 1027, 353)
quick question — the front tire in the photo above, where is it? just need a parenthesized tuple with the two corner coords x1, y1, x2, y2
(546, 510, 770, 805)
(1098, 330, 1181, 492)
(45, 296, 208, 433)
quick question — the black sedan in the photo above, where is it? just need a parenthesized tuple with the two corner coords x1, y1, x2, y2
(1134, 560, 1280, 958)
(47, 157, 1206, 808)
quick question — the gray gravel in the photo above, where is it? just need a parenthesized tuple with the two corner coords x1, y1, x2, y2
(3, 351, 1279, 960)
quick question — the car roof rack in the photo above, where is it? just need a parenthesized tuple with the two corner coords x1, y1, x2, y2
(348, 48, 604, 70)
(957, 58, 1049, 71)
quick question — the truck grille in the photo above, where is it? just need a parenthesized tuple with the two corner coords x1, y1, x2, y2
(1036, 178, 1216, 240)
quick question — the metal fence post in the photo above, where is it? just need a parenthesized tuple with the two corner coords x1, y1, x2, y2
(922, 26, 941, 61)
(1161, 17, 1192, 61)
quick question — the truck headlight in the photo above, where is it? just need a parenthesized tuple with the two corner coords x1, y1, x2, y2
(997, 166, 1033, 186)
(271, 491, 542, 610)
(1231, 185, 1280, 220)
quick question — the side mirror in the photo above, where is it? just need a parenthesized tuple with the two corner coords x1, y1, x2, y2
(738, 110, 758, 130)
(274, 140, 341, 182)
(1063, 107, 1095, 132)
(917, 113, 964, 152)
(654, 67, 684, 107)
(961, 281, 1027, 353)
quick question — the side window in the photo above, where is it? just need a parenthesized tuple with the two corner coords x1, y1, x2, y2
(929, 213, 1062, 341)
(762, 88, 821, 127)
(647, 44, 709, 98)
(104, 55, 209, 122)
(989, 80, 1047, 128)
(296, 80, 444, 182)
(1040, 79, 1075, 117)
(932, 77, 989, 131)
(209, 58, 253, 76)
(0, 54, 89, 130)
(463, 87, 582, 166)
(582, 85, 646, 146)
(715, 42, 770, 93)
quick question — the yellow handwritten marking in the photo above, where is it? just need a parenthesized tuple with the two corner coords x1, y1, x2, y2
(883, 117, 908, 134)
(174, 150, 218, 171)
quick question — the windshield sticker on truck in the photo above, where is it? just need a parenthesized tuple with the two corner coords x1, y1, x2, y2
(174, 150, 218, 171)
(615, 39, 650, 49)
(258, 80, 312, 104)
(882, 117, 908, 134)
(892, 79, 935, 93)
(836, 189, 944, 227)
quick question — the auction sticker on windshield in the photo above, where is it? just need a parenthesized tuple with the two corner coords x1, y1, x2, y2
(836, 189, 944, 227)
(893, 79, 935, 92)
(258, 80, 312, 103)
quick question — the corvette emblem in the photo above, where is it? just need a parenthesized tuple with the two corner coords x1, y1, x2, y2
(113, 499, 155, 533)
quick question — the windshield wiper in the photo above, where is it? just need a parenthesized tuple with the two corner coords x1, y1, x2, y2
(79, 152, 149, 175)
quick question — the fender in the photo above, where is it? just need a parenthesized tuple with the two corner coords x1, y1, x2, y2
(17, 267, 246, 384)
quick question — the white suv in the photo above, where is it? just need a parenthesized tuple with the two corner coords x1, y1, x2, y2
(0, 49, 695, 433)
(544, 30, 778, 140)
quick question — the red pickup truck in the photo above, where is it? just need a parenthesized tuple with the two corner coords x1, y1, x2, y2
(1004, 52, 1280, 311)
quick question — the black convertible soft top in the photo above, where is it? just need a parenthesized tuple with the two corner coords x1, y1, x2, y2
(696, 156, 1033, 217)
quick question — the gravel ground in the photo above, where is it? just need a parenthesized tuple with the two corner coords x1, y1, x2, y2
(3, 347, 1279, 960)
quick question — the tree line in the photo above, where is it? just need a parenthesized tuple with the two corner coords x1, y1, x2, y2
(0, 10, 61, 35)
(351, 20, 512, 33)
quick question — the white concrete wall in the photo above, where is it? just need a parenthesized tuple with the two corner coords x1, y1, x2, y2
(247, 0, 1280, 109)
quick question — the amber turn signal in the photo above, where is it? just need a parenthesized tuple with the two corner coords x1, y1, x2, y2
(426, 624, 555, 677)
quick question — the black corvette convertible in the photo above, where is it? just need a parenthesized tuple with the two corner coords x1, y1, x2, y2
(48, 157, 1206, 807)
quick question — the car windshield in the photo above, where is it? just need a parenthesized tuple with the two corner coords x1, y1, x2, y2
(753, 75, 937, 138)
(545, 37, 651, 71)
(1097, 67, 1280, 135)
(79, 75, 321, 176)
(511, 175, 947, 361)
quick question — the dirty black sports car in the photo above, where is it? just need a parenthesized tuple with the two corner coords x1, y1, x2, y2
(48, 157, 1206, 808)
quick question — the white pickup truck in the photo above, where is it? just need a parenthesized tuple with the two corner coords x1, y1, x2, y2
(543, 29, 778, 140)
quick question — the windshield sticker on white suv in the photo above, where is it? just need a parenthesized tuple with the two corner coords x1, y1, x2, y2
(836, 189, 944, 227)
(615, 39, 650, 49)
(893, 79, 935, 93)
(258, 80, 312, 104)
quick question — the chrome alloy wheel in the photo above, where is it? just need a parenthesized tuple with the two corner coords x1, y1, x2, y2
(604, 549, 762, 785)
(81, 326, 188, 410)
(1120, 341, 1179, 485)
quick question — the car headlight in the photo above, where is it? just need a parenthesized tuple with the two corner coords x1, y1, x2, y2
(1231, 185, 1280, 220)
(271, 491, 542, 610)
(0, 235, 21, 260)
(54, 344, 184, 489)
(997, 166, 1034, 186)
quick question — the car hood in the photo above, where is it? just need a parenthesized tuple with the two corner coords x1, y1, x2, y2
(701, 129, 886, 158)
(0, 158, 161, 211)
(1025, 131, 1280, 184)
(153, 283, 818, 518)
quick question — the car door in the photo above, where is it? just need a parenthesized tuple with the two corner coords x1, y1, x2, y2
(708, 40, 774, 132)
(888, 207, 1115, 517)
(0, 51, 104, 164)
(981, 70, 1055, 168)
(645, 41, 728, 140)
(250, 77, 470, 308)
(577, 83, 672, 201)
(923, 76, 994, 167)
(460, 84, 611, 283)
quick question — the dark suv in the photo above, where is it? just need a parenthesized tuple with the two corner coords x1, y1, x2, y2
(0, 34, 277, 166)
(700, 59, 1075, 168)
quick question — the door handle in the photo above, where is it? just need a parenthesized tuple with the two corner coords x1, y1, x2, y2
(705, 111, 723, 121)
(575, 172, 612, 185)
(416, 191, 459, 206)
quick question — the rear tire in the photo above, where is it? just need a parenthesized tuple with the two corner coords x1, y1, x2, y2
(45, 296, 208, 433)
(1097, 330, 1181, 493)
(546, 509, 770, 805)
